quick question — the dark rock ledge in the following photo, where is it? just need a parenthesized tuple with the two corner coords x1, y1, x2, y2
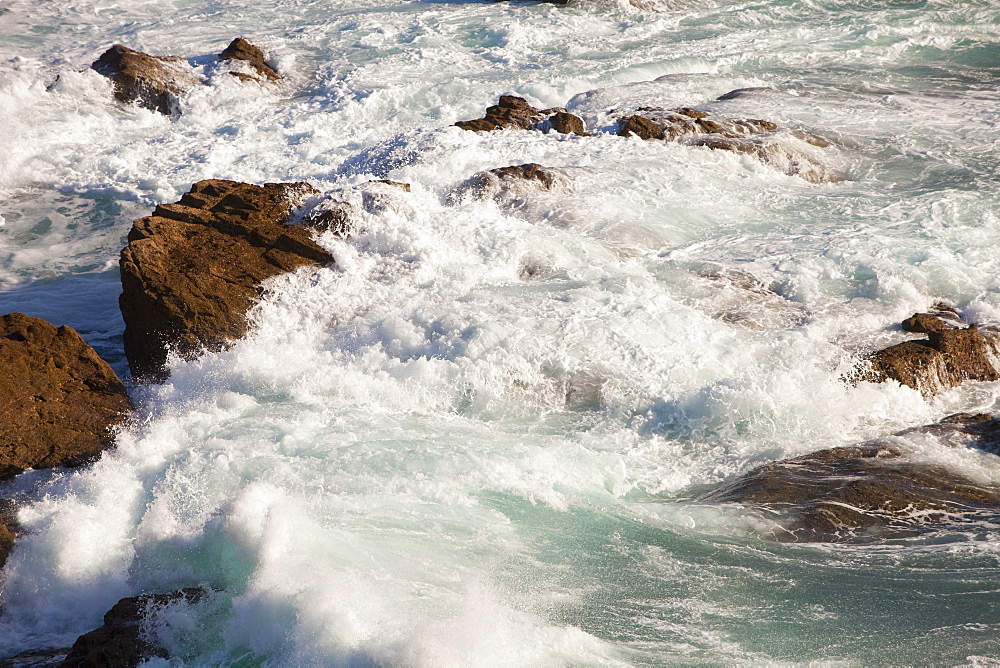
(698, 413, 1000, 542)
(60, 588, 210, 667)
(91, 38, 279, 116)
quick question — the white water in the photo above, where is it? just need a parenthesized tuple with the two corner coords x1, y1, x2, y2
(1, 0, 1000, 663)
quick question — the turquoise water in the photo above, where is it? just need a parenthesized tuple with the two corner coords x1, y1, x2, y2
(1, 0, 999, 663)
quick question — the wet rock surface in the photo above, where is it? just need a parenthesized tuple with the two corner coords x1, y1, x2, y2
(455, 96, 586, 135)
(119, 179, 333, 380)
(0, 313, 132, 481)
(218, 37, 280, 82)
(452, 163, 566, 205)
(91, 45, 201, 116)
(616, 107, 838, 183)
(857, 309, 1000, 397)
(698, 414, 1000, 542)
(0, 498, 19, 572)
(61, 588, 208, 667)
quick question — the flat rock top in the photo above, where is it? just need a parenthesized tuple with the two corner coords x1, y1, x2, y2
(0, 312, 132, 481)
(119, 179, 333, 380)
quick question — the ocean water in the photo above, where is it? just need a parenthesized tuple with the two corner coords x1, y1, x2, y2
(1, 0, 1000, 663)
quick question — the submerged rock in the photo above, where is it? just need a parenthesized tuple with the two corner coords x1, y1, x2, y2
(298, 180, 412, 237)
(451, 163, 566, 204)
(119, 179, 333, 380)
(218, 37, 280, 82)
(91, 45, 201, 116)
(455, 96, 587, 135)
(0, 313, 132, 480)
(698, 414, 1000, 542)
(62, 588, 209, 667)
(695, 267, 804, 330)
(855, 309, 1000, 397)
(616, 107, 838, 183)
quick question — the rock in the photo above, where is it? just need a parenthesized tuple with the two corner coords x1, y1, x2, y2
(218, 37, 280, 82)
(91, 45, 201, 116)
(617, 115, 665, 140)
(858, 310, 1000, 396)
(61, 588, 208, 667)
(716, 87, 780, 101)
(0, 313, 132, 480)
(698, 427, 1000, 542)
(119, 179, 334, 380)
(897, 412, 1000, 454)
(0, 498, 19, 571)
(299, 180, 412, 237)
(455, 96, 585, 135)
(901, 303, 963, 333)
(615, 108, 839, 183)
(696, 267, 804, 330)
(450, 163, 566, 204)
(547, 111, 589, 136)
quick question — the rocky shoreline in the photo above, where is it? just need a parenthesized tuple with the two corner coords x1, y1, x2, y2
(2, 37, 1000, 664)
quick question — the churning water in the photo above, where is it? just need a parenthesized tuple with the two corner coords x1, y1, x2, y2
(1, 0, 1000, 663)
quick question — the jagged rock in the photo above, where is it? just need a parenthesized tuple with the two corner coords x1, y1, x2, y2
(61, 588, 208, 667)
(0, 313, 132, 480)
(455, 96, 585, 135)
(857, 308, 1000, 397)
(91, 45, 201, 116)
(698, 418, 1000, 542)
(119, 179, 334, 380)
(902, 303, 963, 333)
(219, 37, 280, 82)
(616, 108, 838, 183)
(451, 163, 565, 204)
(299, 180, 412, 237)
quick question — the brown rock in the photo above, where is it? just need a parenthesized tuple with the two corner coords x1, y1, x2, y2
(452, 163, 565, 204)
(455, 95, 566, 132)
(119, 179, 333, 380)
(91, 45, 201, 116)
(901, 303, 964, 333)
(0, 313, 132, 480)
(219, 37, 280, 81)
(698, 435, 1000, 542)
(62, 588, 208, 667)
(616, 108, 840, 183)
(547, 111, 588, 136)
(860, 324, 999, 397)
(0, 498, 19, 570)
(617, 115, 665, 140)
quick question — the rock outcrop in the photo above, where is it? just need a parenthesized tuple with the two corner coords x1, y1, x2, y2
(119, 179, 334, 380)
(695, 267, 804, 330)
(455, 96, 588, 135)
(856, 308, 1000, 397)
(92, 39, 277, 115)
(91, 45, 201, 116)
(451, 163, 566, 204)
(218, 37, 280, 82)
(698, 414, 1000, 542)
(616, 107, 838, 183)
(62, 588, 208, 667)
(0, 313, 132, 480)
